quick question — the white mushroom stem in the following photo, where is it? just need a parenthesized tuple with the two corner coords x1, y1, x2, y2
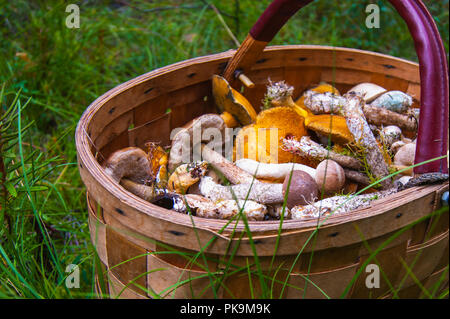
(175, 194, 267, 221)
(291, 188, 397, 220)
(341, 93, 393, 189)
(200, 144, 255, 184)
(303, 91, 347, 114)
(199, 176, 284, 204)
(282, 136, 362, 170)
(235, 158, 316, 180)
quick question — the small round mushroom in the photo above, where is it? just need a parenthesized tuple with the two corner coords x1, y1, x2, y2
(282, 170, 318, 209)
(380, 125, 402, 148)
(391, 140, 407, 154)
(315, 159, 346, 194)
(394, 143, 416, 167)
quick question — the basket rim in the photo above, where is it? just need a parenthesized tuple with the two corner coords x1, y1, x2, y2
(76, 44, 430, 235)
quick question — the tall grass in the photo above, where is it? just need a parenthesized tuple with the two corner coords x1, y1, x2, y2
(0, 0, 448, 299)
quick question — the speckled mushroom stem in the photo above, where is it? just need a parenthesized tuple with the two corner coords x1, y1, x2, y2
(200, 144, 255, 184)
(174, 194, 268, 221)
(303, 91, 347, 114)
(304, 91, 417, 132)
(199, 176, 284, 205)
(341, 93, 393, 189)
(362, 104, 417, 132)
(343, 168, 371, 186)
(120, 179, 167, 202)
(397, 172, 449, 191)
(282, 135, 362, 170)
(291, 187, 398, 220)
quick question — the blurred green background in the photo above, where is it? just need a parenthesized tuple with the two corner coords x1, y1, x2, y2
(0, 0, 448, 298)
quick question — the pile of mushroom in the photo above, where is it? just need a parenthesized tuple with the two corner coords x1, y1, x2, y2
(102, 75, 429, 222)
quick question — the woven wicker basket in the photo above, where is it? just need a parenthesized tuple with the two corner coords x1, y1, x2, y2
(76, 0, 449, 299)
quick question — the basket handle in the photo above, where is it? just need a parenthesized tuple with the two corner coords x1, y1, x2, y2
(222, 0, 448, 174)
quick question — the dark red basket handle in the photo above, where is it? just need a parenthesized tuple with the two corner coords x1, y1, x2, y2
(223, 0, 448, 174)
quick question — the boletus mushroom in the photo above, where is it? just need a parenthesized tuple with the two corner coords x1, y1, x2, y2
(212, 75, 258, 127)
(266, 81, 354, 145)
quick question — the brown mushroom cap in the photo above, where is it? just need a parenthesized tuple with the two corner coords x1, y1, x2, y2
(282, 170, 318, 208)
(103, 147, 152, 184)
(315, 159, 346, 194)
(212, 75, 257, 126)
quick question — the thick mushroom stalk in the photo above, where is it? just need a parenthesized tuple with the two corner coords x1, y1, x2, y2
(340, 92, 393, 189)
(199, 176, 284, 204)
(119, 178, 186, 210)
(291, 188, 398, 220)
(200, 144, 255, 184)
(304, 90, 417, 132)
(235, 158, 316, 181)
(120, 179, 166, 201)
(282, 136, 363, 171)
(176, 194, 267, 221)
